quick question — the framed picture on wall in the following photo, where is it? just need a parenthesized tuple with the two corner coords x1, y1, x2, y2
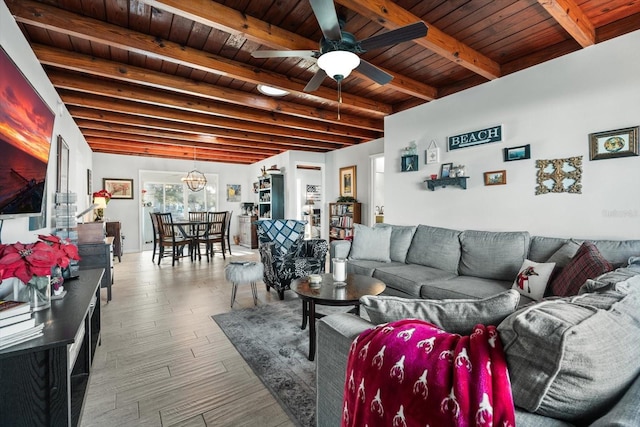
(339, 165, 357, 198)
(589, 126, 639, 160)
(503, 144, 531, 162)
(484, 170, 507, 186)
(103, 178, 134, 199)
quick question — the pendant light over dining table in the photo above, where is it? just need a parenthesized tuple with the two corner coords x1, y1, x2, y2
(182, 147, 207, 192)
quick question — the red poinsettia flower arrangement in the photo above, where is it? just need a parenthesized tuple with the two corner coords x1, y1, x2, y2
(0, 235, 80, 287)
(92, 189, 112, 203)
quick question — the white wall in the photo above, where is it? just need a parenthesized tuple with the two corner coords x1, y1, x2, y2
(91, 153, 253, 252)
(325, 138, 384, 226)
(384, 30, 640, 240)
(1, 1, 93, 244)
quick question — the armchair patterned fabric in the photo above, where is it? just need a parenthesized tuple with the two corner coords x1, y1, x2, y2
(256, 219, 329, 300)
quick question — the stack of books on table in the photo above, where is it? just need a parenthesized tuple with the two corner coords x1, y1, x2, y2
(0, 300, 44, 351)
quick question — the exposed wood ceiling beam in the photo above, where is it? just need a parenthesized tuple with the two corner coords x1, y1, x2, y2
(73, 118, 331, 153)
(79, 129, 283, 157)
(537, 0, 595, 47)
(87, 138, 262, 164)
(47, 69, 379, 141)
(140, 0, 437, 100)
(32, 45, 383, 132)
(9, 0, 390, 116)
(335, 0, 501, 80)
(64, 101, 354, 149)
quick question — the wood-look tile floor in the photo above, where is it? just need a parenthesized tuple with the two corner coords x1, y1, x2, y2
(80, 247, 296, 427)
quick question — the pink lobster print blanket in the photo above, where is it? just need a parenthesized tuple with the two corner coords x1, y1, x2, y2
(342, 319, 515, 427)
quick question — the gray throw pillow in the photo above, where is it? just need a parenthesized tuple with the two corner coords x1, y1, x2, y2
(545, 239, 581, 267)
(498, 288, 640, 423)
(359, 290, 520, 335)
(374, 224, 417, 262)
(348, 224, 392, 262)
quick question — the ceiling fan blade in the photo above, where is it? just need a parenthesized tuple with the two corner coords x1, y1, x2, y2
(358, 22, 428, 52)
(252, 50, 318, 59)
(309, 0, 342, 41)
(355, 60, 393, 86)
(304, 69, 328, 92)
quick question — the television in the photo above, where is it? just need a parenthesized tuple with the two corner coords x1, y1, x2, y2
(0, 47, 55, 219)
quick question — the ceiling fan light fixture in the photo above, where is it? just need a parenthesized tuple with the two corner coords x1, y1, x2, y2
(257, 84, 290, 97)
(317, 50, 360, 81)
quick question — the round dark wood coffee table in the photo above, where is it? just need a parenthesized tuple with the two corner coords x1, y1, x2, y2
(290, 273, 386, 361)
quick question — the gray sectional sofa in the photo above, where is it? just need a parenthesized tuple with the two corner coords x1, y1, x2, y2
(330, 224, 640, 304)
(318, 224, 640, 426)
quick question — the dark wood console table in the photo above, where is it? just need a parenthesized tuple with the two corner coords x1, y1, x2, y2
(0, 269, 103, 427)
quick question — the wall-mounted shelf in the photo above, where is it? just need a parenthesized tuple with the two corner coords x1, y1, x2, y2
(425, 176, 469, 191)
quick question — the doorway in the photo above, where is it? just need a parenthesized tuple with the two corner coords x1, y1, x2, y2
(295, 163, 324, 239)
(370, 154, 384, 224)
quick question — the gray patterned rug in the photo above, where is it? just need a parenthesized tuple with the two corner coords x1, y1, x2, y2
(212, 295, 352, 427)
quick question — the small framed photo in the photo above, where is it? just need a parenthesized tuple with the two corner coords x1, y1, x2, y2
(440, 162, 453, 178)
(503, 144, 531, 162)
(484, 170, 507, 186)
(103, 178, 134, 199)
(401, 155, 418, 172)
(589, 126, 639, 160)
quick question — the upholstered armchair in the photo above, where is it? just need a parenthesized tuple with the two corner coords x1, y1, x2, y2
(256, 219, 329, 300)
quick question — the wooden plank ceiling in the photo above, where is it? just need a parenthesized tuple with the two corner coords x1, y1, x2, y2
(6, 0, 640, 164)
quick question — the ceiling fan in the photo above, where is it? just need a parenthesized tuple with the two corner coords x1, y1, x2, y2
(251, 0, 428, 93)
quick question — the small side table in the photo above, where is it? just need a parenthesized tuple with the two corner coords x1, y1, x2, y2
(290, 273, 385, 361)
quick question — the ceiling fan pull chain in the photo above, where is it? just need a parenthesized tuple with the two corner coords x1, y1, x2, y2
(337, 79, 342, 120)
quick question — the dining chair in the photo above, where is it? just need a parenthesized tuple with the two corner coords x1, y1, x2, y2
(205, 211, 227, 260)
(149, 212, 160, 262)
(156, 212, 190, 266)
(223, 210, 233, 256)
(188, 211, 209, 260)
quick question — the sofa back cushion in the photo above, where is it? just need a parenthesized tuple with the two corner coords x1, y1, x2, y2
(374, 223, 417, 263)
(530, 236, 640, 267)
(459, 230, 530, 281)
(498, 287, 640, 423)
(405, 225, 461, 274)
(360, 289, 520, 335)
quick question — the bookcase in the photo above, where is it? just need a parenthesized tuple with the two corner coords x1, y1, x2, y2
(329, 202, 361, 241)
(258, 174, 284, 219)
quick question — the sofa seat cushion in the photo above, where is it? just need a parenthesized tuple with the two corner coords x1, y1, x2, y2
(346, 259, 404, 277)
(420, 275, 521, 301)
(405, 225, 461, 274)
(371, 264, 457, 298)
(360, 289, 520, 334)
(459, 230, 530, 281)
(498, 287, 640, 423)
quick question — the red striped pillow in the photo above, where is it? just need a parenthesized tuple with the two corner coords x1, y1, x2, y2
(550, 241, 613, 296)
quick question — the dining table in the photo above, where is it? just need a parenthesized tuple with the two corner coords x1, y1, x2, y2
(172, 220, 209, 261)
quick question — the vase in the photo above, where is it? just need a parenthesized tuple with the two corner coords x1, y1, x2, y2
(25, 275, 52, 311)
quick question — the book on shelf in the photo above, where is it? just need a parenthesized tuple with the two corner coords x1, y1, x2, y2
(0, 323, 44, 351)
(0, 317, 36, 338)
(0, 311, 32, 328)
(0, 299, 31, 320)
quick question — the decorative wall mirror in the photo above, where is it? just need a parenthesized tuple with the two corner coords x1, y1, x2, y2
(535, 156, 582, 195)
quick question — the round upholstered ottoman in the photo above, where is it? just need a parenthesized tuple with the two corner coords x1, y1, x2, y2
(224, 261, 263, 307)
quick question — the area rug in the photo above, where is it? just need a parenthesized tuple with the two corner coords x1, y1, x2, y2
(212, 295, 353, 427)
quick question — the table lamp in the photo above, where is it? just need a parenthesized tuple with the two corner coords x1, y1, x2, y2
(93, 196, 107, 221)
